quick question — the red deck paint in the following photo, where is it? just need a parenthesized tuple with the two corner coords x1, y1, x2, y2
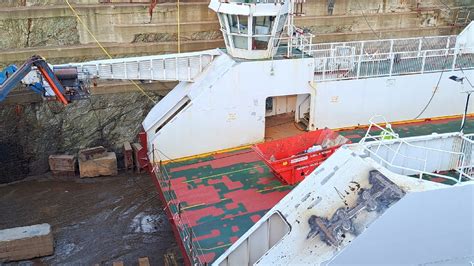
(149, 116, 474, 265)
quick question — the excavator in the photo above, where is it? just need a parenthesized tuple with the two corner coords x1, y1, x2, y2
(0, 49, 218, 106)
(0, 55, 90, 105)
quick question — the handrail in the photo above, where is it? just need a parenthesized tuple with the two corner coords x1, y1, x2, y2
(313, 46, 474, 82)
(359, 115, 474, 183)
(297, 94, 310, 122)
(153, 160, 207, 266)
(363, 145, 461, 183)
(306, 34, 474, 82)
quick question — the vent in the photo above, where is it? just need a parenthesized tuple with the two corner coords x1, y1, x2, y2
(155, 96, 191, 134)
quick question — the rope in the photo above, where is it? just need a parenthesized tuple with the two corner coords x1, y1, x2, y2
(354, 0, 382, 40)
(65, 0, 156, 104)
(413, 55, 450, 119)
(177, 0, 181, 53)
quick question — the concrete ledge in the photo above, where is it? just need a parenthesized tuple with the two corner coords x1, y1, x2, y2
(0, 223, 54, 262)
(0, 40, 224, 64)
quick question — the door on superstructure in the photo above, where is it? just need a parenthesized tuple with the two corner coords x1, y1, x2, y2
(264, 93, 311, 141)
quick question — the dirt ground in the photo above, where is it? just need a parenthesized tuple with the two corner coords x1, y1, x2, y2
(0, 172, 181, 265)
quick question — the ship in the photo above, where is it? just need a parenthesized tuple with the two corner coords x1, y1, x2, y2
(87, 0, 474, 263)
(2, 0, 473, 264)
(134, 0, 474, 264)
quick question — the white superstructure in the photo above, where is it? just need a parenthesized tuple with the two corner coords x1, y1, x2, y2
(209, 0, 290, 59)
(141, 25, 474, 161)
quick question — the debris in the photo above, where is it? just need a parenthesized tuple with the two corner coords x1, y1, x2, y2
(0, 223, 54, 262)
(48, 154, 76, 176)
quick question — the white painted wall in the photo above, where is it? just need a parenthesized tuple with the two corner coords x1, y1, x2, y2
(456, 21, 474, 53)
(144, 54, 315, 161)
(313, 69, 474, 129)
(143, 50, 474, 161)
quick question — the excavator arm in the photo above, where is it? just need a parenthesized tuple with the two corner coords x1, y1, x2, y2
(0, 55, 87, 105)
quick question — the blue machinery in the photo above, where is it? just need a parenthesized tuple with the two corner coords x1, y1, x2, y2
(0, 55, 89, 105)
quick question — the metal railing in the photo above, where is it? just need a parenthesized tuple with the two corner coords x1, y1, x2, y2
(270, 26, 314, 58)
(60, 50, 220, 83)
(359, 116, 474, 184)
(309, 36, 474, 82)
(151, 158, 207, 266)
(458, 133, 474, 178)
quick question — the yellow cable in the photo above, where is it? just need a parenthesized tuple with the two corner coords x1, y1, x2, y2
(177, 0, 181, 53)
(65, 0, 156, 104)
(197, 243, 232, 251)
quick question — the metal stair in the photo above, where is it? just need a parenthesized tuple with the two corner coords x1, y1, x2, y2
(58, 49, 221, 83)
(299, 111, 310, 130)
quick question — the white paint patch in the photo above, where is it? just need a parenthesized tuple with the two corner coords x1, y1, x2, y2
(130, 213, 165, 233)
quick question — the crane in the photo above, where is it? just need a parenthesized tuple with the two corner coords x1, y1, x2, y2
(0, 55, 90, 105)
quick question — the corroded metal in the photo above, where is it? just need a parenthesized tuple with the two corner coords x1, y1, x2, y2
(307, 170, 405, 246)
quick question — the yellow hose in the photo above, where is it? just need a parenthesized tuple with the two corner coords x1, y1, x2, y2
(65, 0, 156, 104)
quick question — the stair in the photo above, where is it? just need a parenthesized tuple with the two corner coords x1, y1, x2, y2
(299, 112, 310, 130)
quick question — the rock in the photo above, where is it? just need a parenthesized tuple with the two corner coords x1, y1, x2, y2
(0, 17, 79, 49)
(0, 223, 54, 262)
(79, 152, 118, 178)
(0, 91, 161, 183)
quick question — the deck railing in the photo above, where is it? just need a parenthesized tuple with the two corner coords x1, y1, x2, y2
(151, 159, 207, 266)
(305, 36, 474, 82)
(359, 116, 474, 184)
(458, 134, 474, 179)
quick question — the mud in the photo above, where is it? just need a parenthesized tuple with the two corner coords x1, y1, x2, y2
(0, 172, 181, 265)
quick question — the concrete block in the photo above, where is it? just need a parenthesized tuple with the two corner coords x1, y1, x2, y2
(131, 143, 145, 173)
(79, 152, 118, 178)
(0, 223, 54, 262)
(48, 154, 76, 176)
(123, 142, 133, 171)
(78, 146, 107, 161)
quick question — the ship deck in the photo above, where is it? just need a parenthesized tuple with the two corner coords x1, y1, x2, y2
(154, 116, 474, 264)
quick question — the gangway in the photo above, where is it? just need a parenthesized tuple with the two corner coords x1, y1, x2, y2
(60, 49, 221, 83)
